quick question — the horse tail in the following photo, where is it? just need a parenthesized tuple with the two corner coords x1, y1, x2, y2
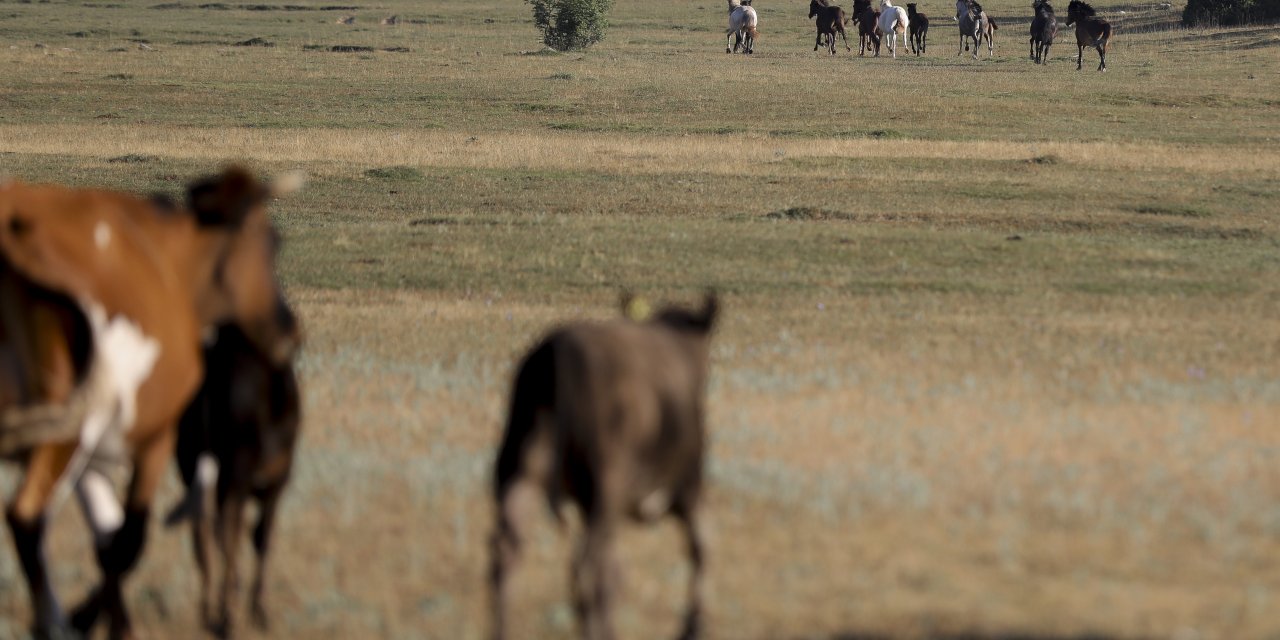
(1100, 20, 1111, 51)
(493, 339, 555, 505)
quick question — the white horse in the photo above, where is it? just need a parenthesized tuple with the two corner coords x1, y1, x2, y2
(726, 0, 758, 54)
(877, 0, 910, 58)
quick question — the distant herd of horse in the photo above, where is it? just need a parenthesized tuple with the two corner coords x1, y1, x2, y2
(1, 167, 718, 640)
(729, 0, 1113, 70)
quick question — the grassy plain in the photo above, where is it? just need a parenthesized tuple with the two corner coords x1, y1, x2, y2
(1, 0, 1280, 637)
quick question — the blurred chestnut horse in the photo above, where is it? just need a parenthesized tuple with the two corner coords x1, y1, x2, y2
(167, 322, 302, 639)
(490, 293, 719, 640)
(0, 167, 300, 640)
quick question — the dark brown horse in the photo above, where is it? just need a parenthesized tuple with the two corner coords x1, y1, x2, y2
(1029, 0, 1058, 64)
(907, 3, 929, 55)
(0, 168, 300, 640)
(490, 294, 718, 640)
(1066, 0, 1111, 71)
(851, 0, 881, 55)
(811, 0, 851, 54)
(166, 322, 302, 639)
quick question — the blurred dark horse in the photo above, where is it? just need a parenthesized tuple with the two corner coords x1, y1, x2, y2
(811, 0, 851, 54)
(1067, 0, 1111, 71)
(1029, 0, 1058, 64)
(907, 3, 929, 55)
(851, 0, 881, 55)
(167, 323, 302, 639)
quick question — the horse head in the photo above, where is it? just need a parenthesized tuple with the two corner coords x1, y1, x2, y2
(1066, 0, 1094, 23)
(809, 0, 825, 18)
(187, 168, 301, 366)
(907, 2, 918, 16)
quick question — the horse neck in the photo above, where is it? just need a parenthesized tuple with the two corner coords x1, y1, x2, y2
(155, 217, 235, 327)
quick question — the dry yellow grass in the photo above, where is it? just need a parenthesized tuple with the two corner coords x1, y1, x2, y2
(4, 124, 1280, 176)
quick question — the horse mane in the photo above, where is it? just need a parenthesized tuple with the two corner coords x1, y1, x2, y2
(728, 0, 741, 8)
(1070, 0, 1096, 15)
(971, 1, 984, 13)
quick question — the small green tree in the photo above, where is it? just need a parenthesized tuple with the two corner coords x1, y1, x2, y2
(527, 0, 615, 51)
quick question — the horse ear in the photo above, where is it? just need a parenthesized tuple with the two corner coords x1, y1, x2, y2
(698, 291, 719, 332)
(187, 166, 269, 228)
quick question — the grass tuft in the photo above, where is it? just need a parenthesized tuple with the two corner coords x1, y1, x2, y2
(364, 166, 424, 181)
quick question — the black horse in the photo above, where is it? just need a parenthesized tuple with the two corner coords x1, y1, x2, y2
(907, 3, 929, 55)
(1066, 0, 1111, 71)
(851, 0, 881, 56)
(1030, 0, 1058, 64)
(810, 0, 851, 54)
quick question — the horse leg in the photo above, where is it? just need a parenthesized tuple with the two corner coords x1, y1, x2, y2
(815, 30, 822, 51)
(675, 503, 706, 640)
(1076, 43, 1083, 70)
(188, 456, 217, 628)
(209, 462, 250, 639)
(1097, 44, 1105, 71)
(726, 30, 733, 54)
(6, 442, 78, 638)
(74, 427, 177, 640)
(840, 26, 852, 51)
(247, 482, 284, 630)
(572, 514, 620, 640)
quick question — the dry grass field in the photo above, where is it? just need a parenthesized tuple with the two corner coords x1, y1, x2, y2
(1, 0, 1280, 638)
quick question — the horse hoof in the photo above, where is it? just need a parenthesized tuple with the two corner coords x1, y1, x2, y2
(726, 48, 732, 53)
(69, 591, 103, 635)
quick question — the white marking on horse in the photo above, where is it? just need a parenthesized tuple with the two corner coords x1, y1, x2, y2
(94, 221, 111, 251)
(49, 302, 161, 535)
(197, 453, 219, 489)
(75, 469, 125, 546)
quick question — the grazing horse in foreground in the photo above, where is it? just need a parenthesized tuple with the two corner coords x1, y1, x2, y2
(877, 0, 910, 57)
(490, 294, 719, 640)
(851, 0, 882, 55)
(1067, 0, 1111, 71)
(810, 0, 851, 54)
(956, 0, 982, 57)
(907, 3, 929, 54)
(166, 323, 302, 639)
(1030, 0, 1058, 63)
(0, 167, 300, 640)
(726, 0, 759, 54)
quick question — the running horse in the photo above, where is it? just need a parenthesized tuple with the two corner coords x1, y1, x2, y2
(726, 0, 759, 54)
(907, 3, 929, 55)
(810, 0, 852, 54)
(956, 0, 982, 57)
(0, 167, 300, 639)
(1066, 0, 1111, 71)
(1030, 0, 1058, 64)
(851, 0, 881, 56)
(975, 0, 997, 56)
(877, 0, 910, 58)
